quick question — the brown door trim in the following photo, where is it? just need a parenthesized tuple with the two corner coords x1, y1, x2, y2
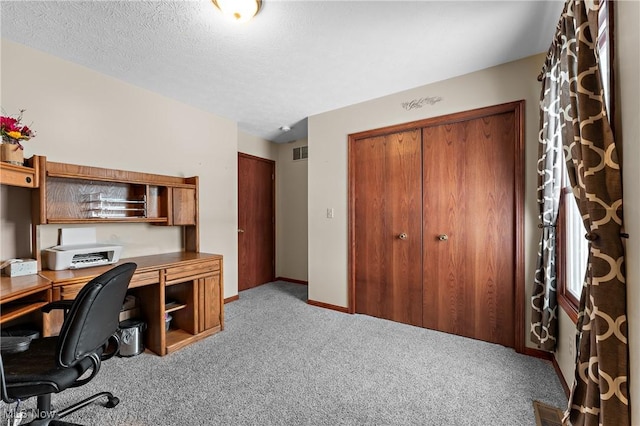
(348, 100, 525, 353)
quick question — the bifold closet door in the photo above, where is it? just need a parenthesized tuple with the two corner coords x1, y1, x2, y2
(422, 113, 516, 348)
(351, 129, 423, 327)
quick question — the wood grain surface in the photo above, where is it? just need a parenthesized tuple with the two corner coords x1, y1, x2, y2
(352, 130, 423, 326)
(422, 112, 515, 347)
(237, 153, 275, 291)
(349, 102, 523, 350)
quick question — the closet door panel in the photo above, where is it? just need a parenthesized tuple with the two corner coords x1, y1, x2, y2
(422, 113, 515, 347)
(352, 130, 422, 326)
(422, 123, 474, 335)
(471, 113, 515, 347)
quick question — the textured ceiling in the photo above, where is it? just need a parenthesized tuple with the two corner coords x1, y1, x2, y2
(0, 0, 564, 143)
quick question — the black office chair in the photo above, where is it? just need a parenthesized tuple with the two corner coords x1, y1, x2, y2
(0, 262, 137, 425)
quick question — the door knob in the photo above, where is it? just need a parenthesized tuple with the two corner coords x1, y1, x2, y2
(438, 234, 448, 241)
(238, 229, 245, 233)
(398, 233, 408, 240)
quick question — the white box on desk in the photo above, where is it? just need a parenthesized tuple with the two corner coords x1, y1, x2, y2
(2, 259, 38, 277)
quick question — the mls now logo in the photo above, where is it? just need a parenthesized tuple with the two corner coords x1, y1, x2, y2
(5, 406, 48, 425)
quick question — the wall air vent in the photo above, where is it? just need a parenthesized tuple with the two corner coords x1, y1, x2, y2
(293, 146, 308, 161)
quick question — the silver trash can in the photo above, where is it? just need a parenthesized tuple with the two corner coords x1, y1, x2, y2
(117, 319, 146, 357)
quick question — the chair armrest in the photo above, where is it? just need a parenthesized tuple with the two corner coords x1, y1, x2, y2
(101, 334, 120, 361)
(41, 300, 74, 313)
(70, 353, 102, 388)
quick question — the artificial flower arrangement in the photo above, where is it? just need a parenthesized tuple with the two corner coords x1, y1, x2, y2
(1, 109, 36, 150)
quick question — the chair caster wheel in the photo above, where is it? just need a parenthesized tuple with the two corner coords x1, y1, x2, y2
(106, 396, 120, 408)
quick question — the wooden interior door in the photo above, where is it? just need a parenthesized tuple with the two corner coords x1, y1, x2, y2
(422, 112, 516, 347)
(351, 130, 423, 326)
(238, 153, 275, 291)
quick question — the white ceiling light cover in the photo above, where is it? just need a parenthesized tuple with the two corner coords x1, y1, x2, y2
(212, 0, 262, 23)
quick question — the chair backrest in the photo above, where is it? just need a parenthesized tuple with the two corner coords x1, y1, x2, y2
(56, 262, 137, 367)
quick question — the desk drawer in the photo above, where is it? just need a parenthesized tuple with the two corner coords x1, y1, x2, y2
(60, 283, 85, 300)
(130, 270, 159, 288)
(164, 260, 219, 283)
(209, 258, 221, 272)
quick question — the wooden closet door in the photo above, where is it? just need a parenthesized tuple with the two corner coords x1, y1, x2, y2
(422, 112, 516, 347)
(351, 130, 423, 326)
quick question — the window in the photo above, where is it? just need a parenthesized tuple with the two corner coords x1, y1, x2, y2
(557, 171, 589, 322)
(556, 0, 613, 323)
(598, 0, 612, 116)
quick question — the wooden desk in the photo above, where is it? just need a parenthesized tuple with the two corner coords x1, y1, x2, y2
(39, 252, 224, 356)
(2, 157, 213, 354)
(0, 274, 52, 335)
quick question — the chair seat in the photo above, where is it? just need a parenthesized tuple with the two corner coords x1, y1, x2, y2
(2, 337, 98, 399)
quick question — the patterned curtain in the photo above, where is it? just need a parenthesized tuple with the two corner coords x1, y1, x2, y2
(530, 41, 564, 351)
(539, 1, 629, 425)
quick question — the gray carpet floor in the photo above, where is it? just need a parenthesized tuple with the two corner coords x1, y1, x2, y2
(1, 281, 568, 425)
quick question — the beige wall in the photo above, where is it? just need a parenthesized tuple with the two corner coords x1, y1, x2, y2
(238, 131, 278, 161)
(276, 139, 308, 281)
(615, 0, 638, 420)
(554, 309, 577, 390)
(618, 1, 640, 421)
(308, 53, 544, 347)
(0, 39, 240, 298)
(0, 185, 32, 260)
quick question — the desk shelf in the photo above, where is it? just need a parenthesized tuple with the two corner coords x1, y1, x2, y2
(164, 301, 187, 314)
(46, 217, 168, 224)
(0, 157, 39, 188)
(163, 278, 197, 354)
(1, 275, 51, 304)
(165, 328, 198, 354)
(37, 160, 198, 237)
(1, 301, 48, 324)
(0, 275, 51, 334)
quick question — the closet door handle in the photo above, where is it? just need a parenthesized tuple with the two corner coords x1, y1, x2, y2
(398, 233, 408, 240)
(438, 234, 448, 241)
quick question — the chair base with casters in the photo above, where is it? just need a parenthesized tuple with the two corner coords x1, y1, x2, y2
(2, 338, 121, 425)
(20, 391, 119, 426)
(1, 262, 137, 426)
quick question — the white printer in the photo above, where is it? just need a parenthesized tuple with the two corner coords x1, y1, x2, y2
(43, 228, 123, 271)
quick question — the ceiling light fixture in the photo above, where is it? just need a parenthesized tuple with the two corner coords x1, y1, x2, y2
(212, 0, 262, 23)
